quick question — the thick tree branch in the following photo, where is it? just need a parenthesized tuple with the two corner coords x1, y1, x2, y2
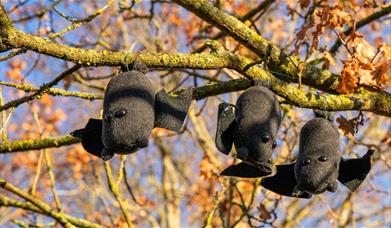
(0, 3, 390, 118)
(194, 0, 274, 53)
(2, 72, 391, 154)
(0, 135, 81, 153)
(171, 0, 385, 95)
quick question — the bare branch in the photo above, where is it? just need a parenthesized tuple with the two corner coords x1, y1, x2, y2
(329, 5, 391, 54)
(0, 65, 81, 112)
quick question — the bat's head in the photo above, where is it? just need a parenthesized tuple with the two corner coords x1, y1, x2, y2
(234, 86, 281, 166)
(102, 70, 154, 154)
(294, 118, 340, 193)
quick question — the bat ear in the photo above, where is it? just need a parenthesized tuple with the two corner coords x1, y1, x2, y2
(154, 89, 192, 133)
(70, 118, 104, 158)
(338, 149, 373, 192)
(260, 163, 312, 199)
(215, 103, 236, 154)
(220, 162, 272, 178)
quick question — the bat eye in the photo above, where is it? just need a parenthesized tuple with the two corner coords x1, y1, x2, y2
(114, 109, 126, 118)
(272, 141, 277, 149)
(302, 158, 311, 166)
(318, 156, 328, 162)
(261, 135, 270, 143)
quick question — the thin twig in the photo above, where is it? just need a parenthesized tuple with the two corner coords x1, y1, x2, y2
(0, 179, 74, 227)
(49, 1, 114, 38)
(0, 65, 81, 112)
(329, 4, 391, 53)
(0, 194, 101, 228)
(104, 161, 133, 228)
(0, 81, 103, 100)
(0, 49, 27, 61)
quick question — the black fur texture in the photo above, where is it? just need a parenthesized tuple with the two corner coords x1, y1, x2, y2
(260, 117, 373, 198)
(216, 86, 282, 177)
(102, 69, 155, 155)
(71, 64, 192, 160)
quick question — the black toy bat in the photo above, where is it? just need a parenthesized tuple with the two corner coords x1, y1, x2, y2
(260, 116, 373, 199)
(71, 63, 192, 161)
(215, 86, 282, 177)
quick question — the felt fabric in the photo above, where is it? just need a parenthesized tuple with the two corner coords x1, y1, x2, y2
(338, 149, 373, 191)
(220, 162, 273, 178)
(71, 65, 192, 159)
(215, 103, 236, 154)
(215, 86, 281, 177)
(234, 86, 281, 163)
(260, 163, 312, 199)
(102, 70, 155, 154)
(261, 117, 373, 198)
(70, 119, 104, 158)
(294, 118, 340, 194)
(154, 88, 193, 133)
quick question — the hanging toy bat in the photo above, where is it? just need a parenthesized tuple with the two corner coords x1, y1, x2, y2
(260, 113, 373, 199)
(215, 85, 282, 178)
(71, 62, 192, 161)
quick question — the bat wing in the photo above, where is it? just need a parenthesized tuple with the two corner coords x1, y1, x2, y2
(220, 162, 272, 178)
(260, 163, 312, 199)
(70, 118, 104, 158)
(215, 103, 236, 154)
(154, 89, 192, 133)
(338, 149, 373, 192)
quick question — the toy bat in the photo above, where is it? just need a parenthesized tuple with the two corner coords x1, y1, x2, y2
(215, 86, 282, 177)
(71, 63, 192, 161)
(260, 116, 373, 199)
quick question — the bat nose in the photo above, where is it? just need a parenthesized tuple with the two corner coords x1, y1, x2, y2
(104, 113, 113, 122)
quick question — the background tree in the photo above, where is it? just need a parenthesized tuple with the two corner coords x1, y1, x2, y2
(0, 0, 390, 227)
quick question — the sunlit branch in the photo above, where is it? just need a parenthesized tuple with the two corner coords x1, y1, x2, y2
(0, 179, 74, 227)
(0, 49, 26, 61)
(49, 0, 114, 39)
(0, 65, 81, 112)
(0, 135, 81, 153)
(104, 161, 133, 228)
(0, 194, 102, 228)
(329, 5, 391, 54)
(0, 81, 103, 100)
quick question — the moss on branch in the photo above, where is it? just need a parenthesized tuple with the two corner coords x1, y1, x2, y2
(0, 81, 103, 100)
(0, 135, 81, 153)
(1, 75, 390, 154)
(171, 0, 387, 94)
(0, 179, 74, 227)
(0, 2, 390, 118)
(0, 194, 101, 228)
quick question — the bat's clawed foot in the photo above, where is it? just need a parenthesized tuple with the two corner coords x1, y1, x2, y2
(326, 182, 338, 192)
(292, 185, 304, 197)
(365, 148, 375, 157)
(101, 149, 114, 161)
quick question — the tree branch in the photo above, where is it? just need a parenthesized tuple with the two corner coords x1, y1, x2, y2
(0, 192, 101, 228)
(0, 65, 81, 111)
(0, 81, 103, 100)
(171, 0, 386, 94)
(0, 135, 81, 153)
(0, 3, 390, 117)
(329, 5, 391, 54)
(0, 179, 74, 227)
